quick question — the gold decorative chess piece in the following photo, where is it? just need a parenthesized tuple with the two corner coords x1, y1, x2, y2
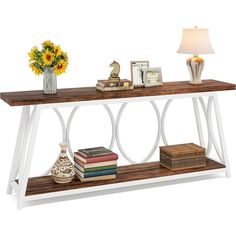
(96, 60, 133, 91)
(108, 61, 120, 82)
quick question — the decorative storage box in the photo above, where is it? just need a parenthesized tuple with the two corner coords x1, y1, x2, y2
(160, 143, 206, 170)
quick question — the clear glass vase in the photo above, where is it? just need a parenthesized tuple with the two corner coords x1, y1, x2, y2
(43, 67, 57, 94)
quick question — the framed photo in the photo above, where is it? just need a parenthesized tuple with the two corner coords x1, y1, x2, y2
(130, 61, 149, 87)
(143, 67, 163, 87)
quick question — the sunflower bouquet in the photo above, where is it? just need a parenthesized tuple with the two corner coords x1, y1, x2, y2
(28, 40, 68, 76)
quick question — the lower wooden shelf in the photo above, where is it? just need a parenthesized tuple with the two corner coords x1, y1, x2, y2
(20, 158, 225, 197)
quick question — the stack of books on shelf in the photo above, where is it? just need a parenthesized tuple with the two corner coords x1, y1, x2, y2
(96, 79, 133, 91)
(74, 146, 118, 182)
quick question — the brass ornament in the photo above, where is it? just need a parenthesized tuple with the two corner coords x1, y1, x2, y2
(108, 60, 120, 82)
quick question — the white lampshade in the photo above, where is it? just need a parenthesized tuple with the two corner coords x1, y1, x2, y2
(177, 27, 214, 55)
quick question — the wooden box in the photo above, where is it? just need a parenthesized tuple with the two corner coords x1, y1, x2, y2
(160, 143, 206, 170)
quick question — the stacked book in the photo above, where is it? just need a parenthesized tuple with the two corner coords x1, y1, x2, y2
(96, 79, 133, 91)
(74, 146, 118, 182)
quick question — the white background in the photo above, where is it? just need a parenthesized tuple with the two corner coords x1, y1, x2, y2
(0, 0, 236, 235)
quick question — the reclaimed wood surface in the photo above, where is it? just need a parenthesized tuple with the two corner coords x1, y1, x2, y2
(21, 158, 225, 196)
(1, 80, 235, 106)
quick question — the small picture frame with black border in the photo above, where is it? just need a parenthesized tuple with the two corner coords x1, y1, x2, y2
(130, 61, 149, 87)
(143, 67, 163, 87)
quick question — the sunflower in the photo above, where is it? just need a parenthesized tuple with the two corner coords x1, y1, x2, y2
(54, 60, 67, 75)
(30, 63, 43, 75)
(42, 40, 54, 48)
(42, 49, 55, 66)
(54, 45, 61, 56)
(29, 40, 68, 76)
(61, 51, 68, 61)
(28, 46, 38, 61)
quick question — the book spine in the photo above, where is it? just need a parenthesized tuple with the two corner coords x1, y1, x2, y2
(74, 162, 117, 173)
(76, 174, 116, 182)
(84, 168, 117, 178)
(97, 81, 133, 87)
(74, 153, 118, 163)
(75, 167, 117, 178)
(83, 165, 117, 173)
(77, 150, 113, 157)
(97, 81, 119, 87)
(96, 85, 134, 91)
(74, 158, 117, 168)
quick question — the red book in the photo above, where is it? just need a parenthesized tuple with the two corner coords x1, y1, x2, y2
(74, 152, 118, 164)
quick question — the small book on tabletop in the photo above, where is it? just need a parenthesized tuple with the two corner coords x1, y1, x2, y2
(96, 79, 133, 91)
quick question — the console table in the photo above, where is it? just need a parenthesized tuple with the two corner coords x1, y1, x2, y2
(1, 79, 235, 209)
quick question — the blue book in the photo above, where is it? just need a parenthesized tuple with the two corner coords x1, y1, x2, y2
(75, 166, 117, 178)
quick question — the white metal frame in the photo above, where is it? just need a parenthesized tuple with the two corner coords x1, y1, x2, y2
(116, 101, 161, 163)
(6, 91, 230, 209)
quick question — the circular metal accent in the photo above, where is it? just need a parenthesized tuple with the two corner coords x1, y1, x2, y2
(116, 101, 161, 164)
(161, 99, 172, 145)
(53, 108, 66, 142)
(161, 98, 212, 154)
(162, 97, 222, 161)
(42, 108, 67, 176)
(66, 105, 116, 159)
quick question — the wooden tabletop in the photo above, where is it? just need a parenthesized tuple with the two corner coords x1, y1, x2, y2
(0, 80, 235, 106)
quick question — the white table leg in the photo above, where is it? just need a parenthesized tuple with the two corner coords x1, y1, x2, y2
(198, 97, 213, 157)
(17, 106, 41, 209)
(212, 94, 231, 177)
(7, 106, 30, 194)
(192, 97, 205, 147)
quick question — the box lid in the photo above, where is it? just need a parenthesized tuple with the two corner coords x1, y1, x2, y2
(160, 143, 205, 157)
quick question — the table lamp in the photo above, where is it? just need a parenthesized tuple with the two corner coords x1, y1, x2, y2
(177, 27, 214, 84)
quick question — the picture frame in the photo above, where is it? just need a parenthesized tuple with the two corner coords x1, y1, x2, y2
(143, 67, 163, 87)
(130, 61, 149, 87)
